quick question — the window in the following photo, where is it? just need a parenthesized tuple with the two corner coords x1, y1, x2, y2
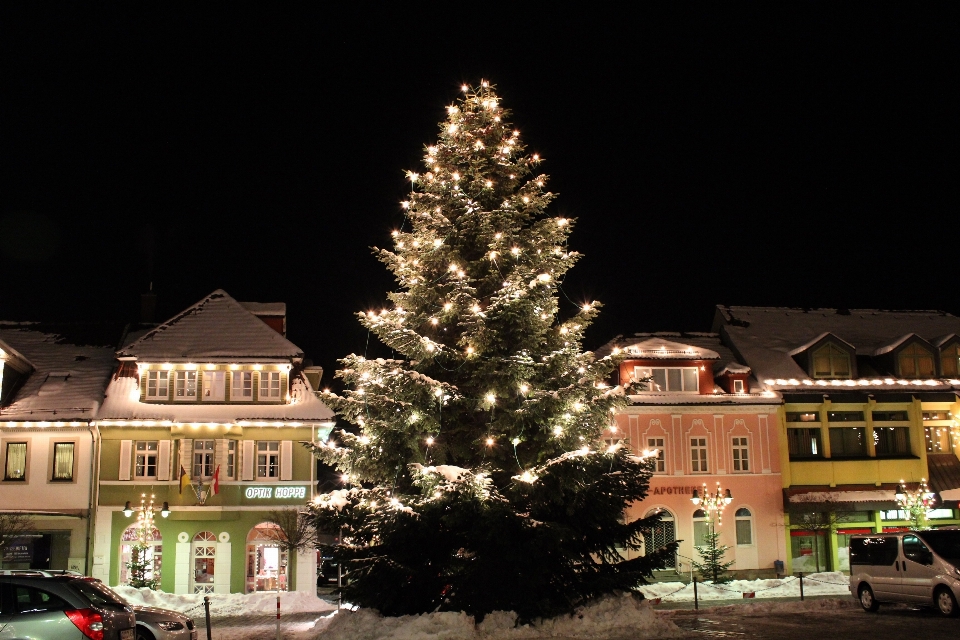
(829, 411, 864, 422)
(874, 427, 911, 456)
(690, 437, 708, 473)
(202, 371, 225, 401)
(925, 426, 953, 453)
(232, 371, 253, 401)
(942, 345, 960, 377)
(192, 531, 217, 594)
(193, 440, 215, 478)
(647, 438, 665, 473)
(903, 535, 933, 565)
(227, 440, 237, 479)
(735, 507, 753, 545)
(4, 442, 26, 481)
(11, 587, 69, 614)
(175, 371, 198, 400)
(924, 411, 951, 421)
(635, 367, 699, 392)
(145, 370, 169, 400)
(135, 441, 158, 478)
(872, 411, 908, 422)
(900, 343, 935, 378)
(829, 427, 867, 457)
(733, 379, 745, 393)
(257, 441, 280, 478)
(260, 371, 282, 400)
(51, 442, 75, 481)
(692, 509, 711, 546)
(786, 412, 819, 423)
(642, 508, 676, 554)
(731, 437, 749, 472)
(788, 428, 822, 458)
(850, 536, 898, 566)
(812, 343, 851, 378)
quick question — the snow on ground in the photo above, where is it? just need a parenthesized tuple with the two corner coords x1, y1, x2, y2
(637, 571, 851, 601)
(112, 585, 337, 617)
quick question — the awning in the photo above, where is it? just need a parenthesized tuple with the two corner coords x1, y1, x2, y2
(787, 489, 895, 504)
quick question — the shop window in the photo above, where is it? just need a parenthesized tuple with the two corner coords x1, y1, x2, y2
(135, 441, 158, 479)
(260, 371, 282, 400)
(51, 442, 75, 481)
(192, 531, 217, 594)
(692, 509, 711, 546)
(791, 529, 828, 573)
(942, 344, 960, 377)
(119, 524, 162, 586)
(193, 440, 215, 478)
(246, 523, 288, 593)
(735, 508, 753, 545)
(232, 371, 253, 401)
(202, 371, 225, 401)
(787, 428, 822, 458)
(925, 426, 953, 453)
(828, 411, 864, 422)
(812, 343, 851, 378)
(924, 411, 951, 421)
(634, 367, 699, 392)
(786, 412, 819, 423)
(690, 438, 708, 473)
(4, 442, 27, 481)
(257, 441, 280, 479)
(731, 437, 749, 472)
(829, 427, 867, 457)
(872, 411, 908, 422)
(874, 427, 911, 456)
(647, 438, 665, 474)
(899, 343, 936, 378)
(641, 508, 675, 556)
(175, 371, 198, 400)
(145, 371, 169, 400)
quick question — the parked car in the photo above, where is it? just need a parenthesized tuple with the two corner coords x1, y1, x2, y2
(129, 604, 197, 640)
(0, 569, 85, 577)
(0, 574, 137, 639)
(849, 529, 960, 616)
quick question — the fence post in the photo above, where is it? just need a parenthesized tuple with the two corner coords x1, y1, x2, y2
(276, 594, 281, 640)
(203, 596, 212, 640)
(799, 572, 804, 601)
(693, 576, 699, 610)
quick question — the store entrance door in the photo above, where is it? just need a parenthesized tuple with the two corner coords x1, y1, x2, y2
(245, 523, 288, 593)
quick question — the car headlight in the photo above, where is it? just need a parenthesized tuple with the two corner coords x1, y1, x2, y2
(157, 621, 185, 631)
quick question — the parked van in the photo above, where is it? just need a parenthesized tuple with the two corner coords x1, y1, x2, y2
(849, 530, 960, 616)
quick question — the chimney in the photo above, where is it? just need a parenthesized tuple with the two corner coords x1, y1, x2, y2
(140, 283, 157, 324)
(239, 301, 287, 336)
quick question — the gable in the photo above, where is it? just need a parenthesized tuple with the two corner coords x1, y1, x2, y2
(620, 338, 720, 361)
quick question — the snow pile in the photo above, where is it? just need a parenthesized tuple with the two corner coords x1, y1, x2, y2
(112, 586, 337, 617)
(320, 593, 683, 640)
(637, 572, 850, 601)
(671, 596, 858, 617)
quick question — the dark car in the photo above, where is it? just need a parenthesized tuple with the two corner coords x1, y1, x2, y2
(0, 575, 137, 639)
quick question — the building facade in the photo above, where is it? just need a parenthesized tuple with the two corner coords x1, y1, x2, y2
(714, 306, 960, 574)
(599, 334, 784, 578)
(91, 291, 334, 594)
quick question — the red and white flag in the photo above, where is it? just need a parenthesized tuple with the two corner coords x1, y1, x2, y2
(212, 465, 220, 495)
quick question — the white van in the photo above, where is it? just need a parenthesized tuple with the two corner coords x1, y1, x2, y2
(849, 530, 960, 616)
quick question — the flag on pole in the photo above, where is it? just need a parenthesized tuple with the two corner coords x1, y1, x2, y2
(179, 465, 189, 494)
(212, 465, 220, 495)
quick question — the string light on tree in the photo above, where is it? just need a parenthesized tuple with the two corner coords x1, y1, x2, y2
(896, 478, 937, 529)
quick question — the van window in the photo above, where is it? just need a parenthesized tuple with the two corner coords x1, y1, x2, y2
(903, 535, 933, 565)
(850, 536, 898, 566)
(918, 530, 960, 563)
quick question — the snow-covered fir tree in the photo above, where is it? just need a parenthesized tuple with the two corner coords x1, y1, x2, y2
(307, 81, 677, 621)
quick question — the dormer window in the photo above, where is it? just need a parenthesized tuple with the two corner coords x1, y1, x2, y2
(942, 344, 960, 377)
(260, 371, 282, 399)
(812, 343, 851, 378)
(175, 371, 198, 400)
(634, 366, 699, 392)
(899, 343, 935, 378)
(231, 371, 253, 401)
(145, 371, 169, 400)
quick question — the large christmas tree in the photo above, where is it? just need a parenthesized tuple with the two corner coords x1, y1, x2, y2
(308, 82, 676, 621)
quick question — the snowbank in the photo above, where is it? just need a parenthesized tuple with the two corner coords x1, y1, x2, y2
(637, 571, 850, 601)
(667, 596, 858, 617)
(319, 593, 682, 640)
(112, 586, 337, 617)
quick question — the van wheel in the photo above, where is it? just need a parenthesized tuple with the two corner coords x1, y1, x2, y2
(859, 584, 880, 612)
(935, 587, 959, 617)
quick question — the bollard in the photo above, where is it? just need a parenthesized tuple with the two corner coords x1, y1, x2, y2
(693, 577, 699, 611)
(276, 594, 281, 640)
(203, 596, 212, 640)
(799, 572, 804, 601)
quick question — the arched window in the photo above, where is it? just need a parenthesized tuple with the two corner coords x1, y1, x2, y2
(118, 524, 162, 586)
(641, 508, 675, 556)
(900, 343, 935, 378)
(942, 344, 960, 377)
(192, 531, 217, 594)
(246, 522, 288, 593)
(812, 344, 851, 378)
(735, 507, 753, 545)
(692, 509, 711, 546)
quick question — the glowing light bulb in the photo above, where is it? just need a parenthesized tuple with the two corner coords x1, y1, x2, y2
(532, 154, 540, 161)
(486, 437, 494, 446)
(426, 344, 435, 352)
(449, 263, 458, 271)
(461, 85, 468, 92)
(520, 384, 529, 393)
(522, 196, 530, 203)
(537, 273, 551, 282)
(472, 304, 481, 313)
(409, 172, 419, 182)
(452, 172, 460, 181)
(511, 247, 520, 255)
(433, 239, 442, 247)
(560, 327, 569, 334)
(486, 393, 496, 404)
(428, 146, 437, 155)
(426, 436, 434, 446)
(512, 437, 521, 446)
(582, 303, 592, 311)
(430, 317, 438, 325)
(485, 180, 493, 187)
(401, 201, 409, 209)
(495, 232, 502, 239)
(482, 80, 488, 87)
(466, 346, 475, 355)
(448, 124, 458, 134)
(557, 218, 567, 226)
(489, 251, 498, 259)
(553, 426, 563, 435)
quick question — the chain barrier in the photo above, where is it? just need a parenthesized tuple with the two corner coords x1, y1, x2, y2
(802, 575, 850, 587)
(649, 575, 806, 601)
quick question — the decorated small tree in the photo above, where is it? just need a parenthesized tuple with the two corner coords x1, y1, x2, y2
(692, 526, 734, 584)
(307, 81, 676, 622)
(125, 545, 159, 590)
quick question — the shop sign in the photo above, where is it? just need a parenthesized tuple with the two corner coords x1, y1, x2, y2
(651, 485, 701, 496)
(2, 537, 34, 562)
(245, 486, 307, 500)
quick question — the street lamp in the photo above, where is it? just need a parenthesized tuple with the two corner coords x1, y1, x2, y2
(691, 482, 733, 525)
(896, 478, 936, 529)
(123, 493, 170, 545)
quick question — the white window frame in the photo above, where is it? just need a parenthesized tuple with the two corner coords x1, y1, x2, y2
(733, 379, 745, 393)
(692, 509, 711, 546)
(202, 371, 225, 402)
(259, 371, 282, 400)
(731, 436, 750, 472)
(256, 441, 280, 479)
(231, 371, 253, 402)
(735, 507, 754, 546)
(634, 366, 699, 393)
(135, 441, 159, 479)
(145, 371, 169, 400)
(175, 371, 198, 401)
(647, 437, 666, 474)
(193, 440, 215, 478)
(690, 437, 708, 473)
(226, 440, 237, 479)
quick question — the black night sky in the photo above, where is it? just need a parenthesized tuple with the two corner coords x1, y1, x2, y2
(2, 6, 957, 381)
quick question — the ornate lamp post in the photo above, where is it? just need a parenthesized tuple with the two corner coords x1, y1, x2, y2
(691, 482, 733, 526)
(895, 478, 936, 530)
(122, 493, 170, 545)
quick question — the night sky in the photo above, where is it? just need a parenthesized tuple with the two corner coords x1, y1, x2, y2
(2, 7, 957, 382)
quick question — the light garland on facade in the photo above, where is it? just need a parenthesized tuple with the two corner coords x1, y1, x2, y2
(764, 378, 959, 387)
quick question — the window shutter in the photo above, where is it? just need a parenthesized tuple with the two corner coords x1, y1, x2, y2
(241, 440, 255, 481)
(157, 440, 171, 481)
(280, 440, 293, 481)
(180, 439, 193, 477)
(118, 440, 132, 480)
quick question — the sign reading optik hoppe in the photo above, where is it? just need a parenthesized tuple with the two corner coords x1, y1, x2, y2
(244, 486, 308, 500)
(650, 485, 701, 496)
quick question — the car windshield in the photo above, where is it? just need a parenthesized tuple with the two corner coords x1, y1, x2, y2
(918, 530, 960, 562)
(71, 580, 128, 607)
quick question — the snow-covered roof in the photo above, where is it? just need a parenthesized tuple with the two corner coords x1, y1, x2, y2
(713, 306, 960, 382)
(872, 333, 928, 356)
(617, 337, 720, 360)
(627, 391, 780, 406)
(119, 290, 302, 362)
(716, 363, 751, 376)
(0, 325, 117, 421)
(97, 375, 334, 422)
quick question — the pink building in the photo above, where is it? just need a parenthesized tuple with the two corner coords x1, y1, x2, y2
(598, 334, 785, 577)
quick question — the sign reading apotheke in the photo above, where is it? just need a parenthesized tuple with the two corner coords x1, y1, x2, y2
(245, 486, 308, 499)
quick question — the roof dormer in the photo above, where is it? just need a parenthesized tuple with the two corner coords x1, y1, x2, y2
(788, 332, 857, 379)
(874, 334, 937, 379)
(618, 338, 719, 395)
(935, 334, 960, 378)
